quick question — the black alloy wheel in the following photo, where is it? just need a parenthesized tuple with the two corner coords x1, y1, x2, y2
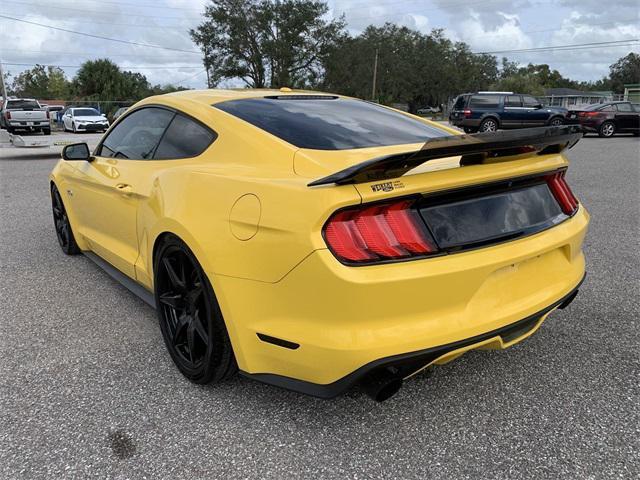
(155, 236, 237, 384)
(549, 117, 564, 126)
(51, 184, 80, 255)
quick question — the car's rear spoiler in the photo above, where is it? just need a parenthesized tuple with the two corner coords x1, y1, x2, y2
(307, 125, 582, 187)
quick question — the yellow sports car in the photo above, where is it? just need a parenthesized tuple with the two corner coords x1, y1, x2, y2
(50, 89, 588, 401)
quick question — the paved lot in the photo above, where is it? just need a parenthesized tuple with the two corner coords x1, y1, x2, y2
(1, 133, 639, 479)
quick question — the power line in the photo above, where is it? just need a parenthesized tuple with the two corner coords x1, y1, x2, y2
(63, 0, 204, 11)
(0, 15, 201, 54)
(475, 39, 639, 55)
(1, 62, 202, 70)
(1, 48, 194, 58)
(174, 68, 208, 85)
(3, 0, 203, 21)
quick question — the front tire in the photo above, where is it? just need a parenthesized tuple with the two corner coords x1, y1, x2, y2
(51, 184, 80, 255)
(154, 236, 237, 384)
(479, 117, 498, 132)
(599, 121, 615, 138)
(72, 122, 77, 133)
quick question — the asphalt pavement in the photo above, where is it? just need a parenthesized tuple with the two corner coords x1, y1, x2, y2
(1, 131, 638, 479)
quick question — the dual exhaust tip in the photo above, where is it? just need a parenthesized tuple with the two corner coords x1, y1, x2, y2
(361, 367, 404, 402)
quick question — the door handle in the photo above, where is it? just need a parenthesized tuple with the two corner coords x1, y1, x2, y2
(115, 183, 133, 195)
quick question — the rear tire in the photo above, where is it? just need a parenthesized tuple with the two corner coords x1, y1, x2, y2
(479, 118, 498, 132)
(154, 235, 237, 384)
(43, 128, 51, 135)
(549, 117, 564, 126)
(51, 184, 80, 255)
(598, 121, 615, 138)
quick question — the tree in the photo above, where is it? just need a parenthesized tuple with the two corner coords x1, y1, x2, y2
(322, 25, 498, 111)
(72, 59, 151, 101)
(608, 53, 640, 93)
(10, 65, 70, 99)
(190, 0, 345, 88)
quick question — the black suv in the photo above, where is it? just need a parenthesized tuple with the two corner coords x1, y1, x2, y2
(449, 92, 567, 133)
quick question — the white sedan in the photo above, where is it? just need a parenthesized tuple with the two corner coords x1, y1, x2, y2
(62, 108, 110, 133)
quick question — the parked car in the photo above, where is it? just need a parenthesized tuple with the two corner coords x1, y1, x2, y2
(566, 101, 640, 137)
(50, 90, 588, 401)
(449, 92, 567, 133)
(62, 107, 110, 133)
(0, 98, 50, 135)
(417, 106, 440, 115)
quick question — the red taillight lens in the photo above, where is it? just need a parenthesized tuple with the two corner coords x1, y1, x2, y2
(6, 111, 11, 120)
(578, 111, 599, 118)
(46, 110, 50, 119)
(324, 200, 436, 264)
(463, 109, 472, 118)
(547, 171, 578, 215)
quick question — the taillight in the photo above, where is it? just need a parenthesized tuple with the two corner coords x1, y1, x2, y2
(547, 171, 578, 215)
(578, 111, 599, 117)
(324, 199, 436, 264)
(463, 109, 472, 118)
(46, 110, 50, 119)
(6, 111, 11, 120)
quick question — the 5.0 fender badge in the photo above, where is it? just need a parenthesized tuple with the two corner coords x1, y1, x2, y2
(371, 180, 405, 193)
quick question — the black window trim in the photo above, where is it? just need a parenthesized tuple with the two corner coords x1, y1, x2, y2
(94, 104, 218, 160)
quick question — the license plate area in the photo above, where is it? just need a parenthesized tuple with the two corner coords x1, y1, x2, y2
(418, 178, 568, 251)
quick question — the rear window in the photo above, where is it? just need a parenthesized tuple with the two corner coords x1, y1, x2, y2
(468, 95, 500, 109)
(453, 95, 468, 109)
(7, 100, 40, 110)
(214, 97, 446, 150)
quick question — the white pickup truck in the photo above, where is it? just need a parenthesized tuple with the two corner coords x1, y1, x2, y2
(0, 98, 51, 135)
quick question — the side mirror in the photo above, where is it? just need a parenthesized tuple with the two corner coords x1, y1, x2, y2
(63, 143, 91, 161)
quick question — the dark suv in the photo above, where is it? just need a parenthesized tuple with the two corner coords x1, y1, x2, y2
(449, 92, 567, 133)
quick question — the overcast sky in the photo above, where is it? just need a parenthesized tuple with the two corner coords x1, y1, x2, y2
(0, 0, 638, 90)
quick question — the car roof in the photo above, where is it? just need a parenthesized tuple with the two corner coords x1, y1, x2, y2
(160, 88, 340, 106)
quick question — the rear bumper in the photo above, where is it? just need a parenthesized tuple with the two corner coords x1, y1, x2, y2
(214, 205, 589, 394)
(241, 277, 584, 398)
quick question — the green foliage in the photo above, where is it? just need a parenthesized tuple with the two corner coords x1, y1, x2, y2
(10, 65, 70, 99)
(322, 24, 498, 111)
(608, 53, 640, 93)
(190, 0, 346, 88)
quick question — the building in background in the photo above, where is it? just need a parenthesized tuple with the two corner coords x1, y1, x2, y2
(539, 88, 619, 108)
(623, 83, 640, 103)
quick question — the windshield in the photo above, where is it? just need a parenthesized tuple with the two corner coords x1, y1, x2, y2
(7, 100, 40, 110)
(584, 104, 607, 111)
(73, 108, 101, 116)
(214, 96, 447, 150)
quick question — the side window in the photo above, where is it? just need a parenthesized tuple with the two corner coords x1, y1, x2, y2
(632, 104, 640, 113)
(154, 114, 216, 159)
(616, 103, 632, 112)
(99, 107, 174, 159)
(522, 96, 540, 107)
(598, 105, 615, 112)
(468, 95, 500, 109)
(505, 95, 522, 107)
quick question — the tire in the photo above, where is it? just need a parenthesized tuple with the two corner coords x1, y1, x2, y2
(51, 184, 80, 255)
(154, 235, 237, 384)
(479, 117, 498, 132)
(43, 128, 51, 136)
(549, 117, 564, 127)
(598, 121, 615, 138)
(463, 127, 478, 134)
(6, 127, 14, 134)
(72, 122, 77, 133)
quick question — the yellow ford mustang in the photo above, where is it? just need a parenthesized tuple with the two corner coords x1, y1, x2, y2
(50, 89, 588, 401)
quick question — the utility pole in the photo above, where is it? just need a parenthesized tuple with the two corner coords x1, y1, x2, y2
(371, 48, 379, 102)
(0, 60, 7, 101)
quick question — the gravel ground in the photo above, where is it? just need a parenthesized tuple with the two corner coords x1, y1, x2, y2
(1, 133, 639, 479)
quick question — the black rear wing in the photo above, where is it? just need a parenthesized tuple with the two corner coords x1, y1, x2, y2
(308, 125, 582, 187)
